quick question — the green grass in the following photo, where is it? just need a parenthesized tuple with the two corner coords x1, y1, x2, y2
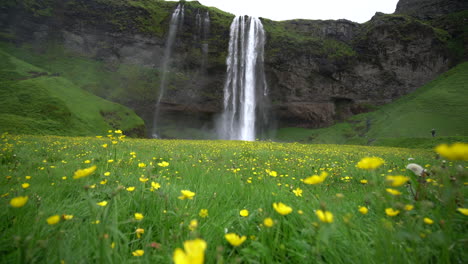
(0, 134, 466, 263)
(0, 47, 145, 136)
(276, 62, 468, 146)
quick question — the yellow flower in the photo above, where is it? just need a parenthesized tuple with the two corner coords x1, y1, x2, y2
(136, 228, 144, 238)
(47, 215, 60, 225)
(435, 143, 468, 161)
(63, 214, 74, 220)
(423, 217, 434, 225)
(385, 208, 400, 217)
(457, 208, 468, 216)
(266, 169, 278, 177)
(10, 196, 28, 208)
(239, 209, 249, 217)
(315, 210, 333, 223)
(97, 201, 108, 207)
(358, 206, 368, 215)
(173, 238, 207, 264)
(273, 202, 293, 215)
(178, 190, 195, 200)
(157, 161, 170, 167)
(151, 182, 161, 190)
(303, 171, 328, 185)
(114, 130, 122, 134)
(138, 163, 146, 168)
(386, 175, 410, 187)
(100, 179, 107, 185)
(189, 219, 198, 231)
(404, 204, 414, 211)
(263, 217, 274, 227)
(73, 165, 97, 179)
(134, 213, 144, 221)
(225, 233, 247, 247)
(25, 176, 32, 180)
(292, 187, 303, 197)
(107, 159, 114, 163)
(139, 177, 149, 183)
(102, 144, 108, 148)
(199, 209, 208, 218)
(132, 249, 144, 257)
(356, 157, 384, 170)
(21, 183, 30, 189)
(84, 160, 91, 164)
(386, 188, 402, 196)
(126, 186, 135, 192)
(104, 172, 111, 176)
(360, 179, 368, 184)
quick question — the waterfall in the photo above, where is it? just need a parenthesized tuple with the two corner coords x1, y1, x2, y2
(217, 16, 268, 141)
(152, 4, 184, 138)
(201, 11, 210, 70)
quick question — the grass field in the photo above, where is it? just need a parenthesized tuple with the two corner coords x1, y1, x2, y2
(1, 132, 466, 263)
(275, 62, 468, 146)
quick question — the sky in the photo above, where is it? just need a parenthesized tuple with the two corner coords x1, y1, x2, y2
(181, 0, 400, 23)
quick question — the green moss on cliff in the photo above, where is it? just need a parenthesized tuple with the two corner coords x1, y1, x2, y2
(0, 46, 145, 136)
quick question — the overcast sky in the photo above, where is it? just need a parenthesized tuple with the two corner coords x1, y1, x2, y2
(180, 0, 400, 23)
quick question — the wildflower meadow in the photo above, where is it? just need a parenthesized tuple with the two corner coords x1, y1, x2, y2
(1, 131, 467, 263)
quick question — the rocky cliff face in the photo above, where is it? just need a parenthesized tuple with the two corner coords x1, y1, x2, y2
(0, 0, 463, 137)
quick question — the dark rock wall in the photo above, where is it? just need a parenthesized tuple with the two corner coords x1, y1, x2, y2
(0, 0, 463, 135)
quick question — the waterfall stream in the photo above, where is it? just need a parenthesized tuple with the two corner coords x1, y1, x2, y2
(217, 16, 268, 141)
(152, 4, 184, 138)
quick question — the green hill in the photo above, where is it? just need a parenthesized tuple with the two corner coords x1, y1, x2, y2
(276, 62, 468, 148)
(0, 47, 145, 136)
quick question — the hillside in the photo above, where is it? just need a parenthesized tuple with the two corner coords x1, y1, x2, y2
(0, 46, 145, 136)
(275, 62, 468, 147)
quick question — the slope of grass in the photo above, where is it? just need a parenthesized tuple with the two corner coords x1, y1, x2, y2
(276, 62, 468, 147)
(0, 48, 145, 136)
(0, 134, 466, 263)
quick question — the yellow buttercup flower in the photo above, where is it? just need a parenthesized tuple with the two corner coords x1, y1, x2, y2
(104, 172, 111, 176)
(386, 188, 402, 196)
(435, 143, 468, 161)
(199, 209, 208, 218)
(136, 228, 144, 238)
(457, 208, 468, 216)
(47, 215, 60, 225)
(134, 213, 144, 221)
(126, 186, 135, 192)
(158, 161, 170, 167)
(356, 157, 384, 170)
(63, 214, 74, 220)
(189, 219, 198, 231)
(263, 217, 274, 227)
(386, 175, 410, 187)
(225, 233, 247, 247)
(404, 204, 414, 211)
(303, 171, 328, 185)
(139, 177, 149, 183)
(385, 208, 400, 217)
(423, 217, 434, 225)
(21, 183, 30, 189)
(173, 238, 207, 264)
(273, 202, 293, 215)
(73, 165, 97, 179)
(132, 249, 144, 256)
(10, 196, 28, 208)
(151, 182, 161, 190)
(315, 209, 333, 223)
(138, 163, 146, 168)
(178, 190, 195, 200)
(358, 206, 368, 215)
(360, 179, 368, 184)
(97, 201, 108, 207)
(293, 187, 303, 197)
(239, 209, 249, 217)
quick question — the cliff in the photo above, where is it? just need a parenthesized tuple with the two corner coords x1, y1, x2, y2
(0, 0, 465, 137)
